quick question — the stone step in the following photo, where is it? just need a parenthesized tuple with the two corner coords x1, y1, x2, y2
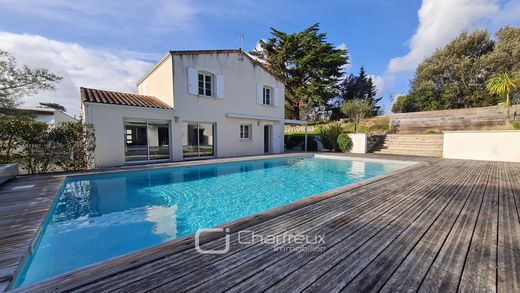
(370, 134, 444, 157)
(381, 146, 443, 152)
(384, 136, 444, 142)
(375, 149, 443, 157)
(383, 141, 443, 147)
(385, 134, 444, 138)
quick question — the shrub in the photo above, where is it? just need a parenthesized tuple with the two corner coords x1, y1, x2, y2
(317, 122, 343, 151)
(0, 116, 95, 174)
(337, 133, 353, 153)
(513, 121, 520, 130)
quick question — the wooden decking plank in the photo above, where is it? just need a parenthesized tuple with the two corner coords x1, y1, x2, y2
(0, 173, 65, 291)
(98, 161, 450, 290)
(379, 162, 489, 292)
(497, 162, 520, 292)
(66, 161, 440, 292)
(343, 161, 487, 292)
(249, 161, 468, 292)
(458, 162, 499, 291)
(299, 160, 478, 292)
(418, 161, 493, 291)
(151, 162, 462, 292)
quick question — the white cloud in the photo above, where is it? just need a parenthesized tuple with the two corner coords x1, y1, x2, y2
(0, 32, 153, 117)
(337, 43, 348, 51)
(337, 43, 352, 73)
(0, 0, 200, 38)
(388, 0, 500, 74)
(493, 0, 520, 24)
(368, 75, 385, 96)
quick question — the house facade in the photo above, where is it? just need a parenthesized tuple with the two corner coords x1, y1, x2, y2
(82, 49, 286, 167)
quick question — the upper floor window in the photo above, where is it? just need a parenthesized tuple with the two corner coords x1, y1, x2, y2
(263, 86, 272, 105)
(198, 72, 213, 97)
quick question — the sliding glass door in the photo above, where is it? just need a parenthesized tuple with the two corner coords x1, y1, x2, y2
(125, 120, 170, 162)
(182, 122, 215, 159)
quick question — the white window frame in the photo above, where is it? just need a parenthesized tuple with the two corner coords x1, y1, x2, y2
(263, 86, 272, 105)
(198, 72, 214, 97)
(240, 124, 252, 140)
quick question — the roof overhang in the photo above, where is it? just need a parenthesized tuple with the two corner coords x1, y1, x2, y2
(83, 102, 175, 112)
(283, 119, 307, 125)
(225, 112, 282, 122)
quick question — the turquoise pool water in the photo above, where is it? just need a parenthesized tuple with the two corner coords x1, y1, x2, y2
(14, 156, 412, 288)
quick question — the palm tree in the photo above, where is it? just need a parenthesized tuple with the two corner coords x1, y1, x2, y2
(486, 73, 519, 121)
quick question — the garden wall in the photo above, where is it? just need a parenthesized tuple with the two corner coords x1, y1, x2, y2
(443, 130, 520, 162)
(390, 105, 513, 134)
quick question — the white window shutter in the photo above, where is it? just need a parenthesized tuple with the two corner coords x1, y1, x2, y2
(273, 87, 281, 107)
(187, 67, 197, 95)
(256, 83, 263, 104)
(216, 74, 224, 99)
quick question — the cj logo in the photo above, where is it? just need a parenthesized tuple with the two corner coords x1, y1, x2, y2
(195, 228, 230, 254)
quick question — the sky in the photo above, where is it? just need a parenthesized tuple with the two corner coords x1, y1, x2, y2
(0, 0, 519, 117)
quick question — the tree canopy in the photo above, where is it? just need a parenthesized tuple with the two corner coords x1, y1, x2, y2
(251, 23, 349, 120)
(393, 27, 520, 113)
(341, 99, 373, 132)
(333, 66, 381, 118)
(0, 50, 62, 108)
(39, 102, 66, 112)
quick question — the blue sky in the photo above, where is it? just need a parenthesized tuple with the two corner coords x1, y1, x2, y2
(0, 0, 519, 116)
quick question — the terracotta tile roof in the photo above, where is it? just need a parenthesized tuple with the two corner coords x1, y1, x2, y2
(80, 87, 172, 109)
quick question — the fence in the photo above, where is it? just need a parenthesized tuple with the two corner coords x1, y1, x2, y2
(390, 105, 516, 134)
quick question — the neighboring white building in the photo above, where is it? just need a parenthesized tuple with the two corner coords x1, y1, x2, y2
(82, 49, 286, 167)
(1, 107, 78, 125)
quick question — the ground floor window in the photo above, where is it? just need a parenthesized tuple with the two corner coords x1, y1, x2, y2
(182, 122, 215, 158)
(240, 124, 252, 140)
(125, 120, 170, 162)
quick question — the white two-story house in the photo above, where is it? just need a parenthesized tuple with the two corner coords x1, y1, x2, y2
(81, 49, 286, 167)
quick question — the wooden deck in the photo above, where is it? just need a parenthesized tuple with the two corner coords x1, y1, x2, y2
(0, 174, 65, 292)
(2, 155, 520, 292)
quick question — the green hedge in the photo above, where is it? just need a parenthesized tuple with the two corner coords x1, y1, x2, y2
(337, 133, 353, 152)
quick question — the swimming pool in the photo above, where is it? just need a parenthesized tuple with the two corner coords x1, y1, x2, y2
(13, 155, 413, 288)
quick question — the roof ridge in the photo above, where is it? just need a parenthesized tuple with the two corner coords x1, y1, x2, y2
(169, 49, 241, 55)
(80, 86, 157, 98)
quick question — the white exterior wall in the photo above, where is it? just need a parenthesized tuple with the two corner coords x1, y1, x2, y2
(87, 51, 285, 167)
(136, 55, 174, 107)
(84, 103, 175, 167)
(170, 52, 285, 160)
(443, 130, 520, 162)
(348, 133, 367, 154)
(53, 111, 78, 124)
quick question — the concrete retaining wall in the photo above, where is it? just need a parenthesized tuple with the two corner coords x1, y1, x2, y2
(348, 133, 367, 154)
(443, 131, 520, 162)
